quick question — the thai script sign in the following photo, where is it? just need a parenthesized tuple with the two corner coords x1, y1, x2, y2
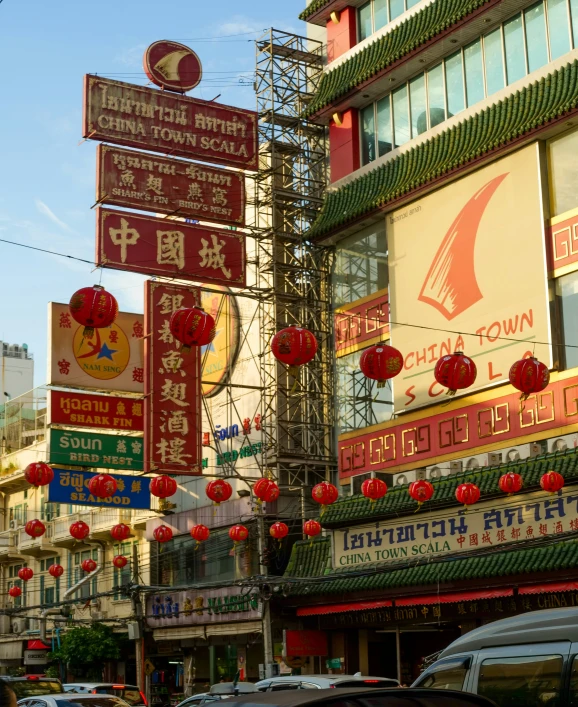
(144, 281, 202, 476)
(49, 390, 143, 431)
(83, 75, 258, 170)
(334, 487, 578, 569)
(47, 468, 150, 508)
(335, 288, 389, 357)
(547, 208, 578, 276)
(96, 208, 246, 287)
(49, 429, 143, 471)
(96, 145, 245, 227)
(146, 587, 261, 627)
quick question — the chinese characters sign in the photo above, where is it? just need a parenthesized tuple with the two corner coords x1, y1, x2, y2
(83, 76, 258, 170)
(144, 281, 202, 476)
(49, 391, 143, 432)
(146, 587, 261, 627)
(49, 429, 143, 471)
(47, 468, 150, 508)
(547, 209, 578, 276)
(96, 145, 245, 227)
(335, 288, 389, 357)
(96, 208, 246, 287)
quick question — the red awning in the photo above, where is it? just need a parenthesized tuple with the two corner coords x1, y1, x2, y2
(395, 589, 513, 606)
(297, 599, 393, 616)
(519, 582, 578, 595)
(27, 640, 50, 650)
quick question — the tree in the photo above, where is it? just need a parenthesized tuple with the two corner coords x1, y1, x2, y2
(49, 623, 121, 680)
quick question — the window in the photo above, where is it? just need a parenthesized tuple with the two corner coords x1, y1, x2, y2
(548, 0, 571, 58)
(477, 655, 563, 707)
(74, 549, 98, 598)
(358, 0, 424, 40)
(445, 51, 465, 117)
(567, 655, 578, 705)
(556, 272, 578, 369)
(392, 84, 410, 147)
(484, 28, 505, 95)
(464, 40, 484, 107)
(548, 128, 578, 216)
(525, 3, 548, 72)
(504, 15, 526, 83)
(114, 542, 133, 599)
(414, 657, 471, 690)
(333, 223, 388, 306)
(39, 556, 61, 606)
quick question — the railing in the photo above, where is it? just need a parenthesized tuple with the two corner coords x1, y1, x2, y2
(0, 529, 18, 554)
(19, 522, 53, 549)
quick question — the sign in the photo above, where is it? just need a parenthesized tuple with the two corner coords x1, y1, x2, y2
(144, 659, 156, 676)
(144, 40, 202, 93)
(326, 658, 343, 669)
(146, 587, 261, 627)
(48, 303, 144, 393)
(334, 487, 578, 569)
(335, 288, 389, 357)
(96, 145, 245, 227)
(547, 208, 578, 276)
(96, 208, 246, 287)
(49, 429, 143, 471)
(49, 390, 143, 431)
(47, 468, 150, 508)
(284, 630, 328, 656)
(83, 75, 258, 170)
(201, 287, 241, 396)
(388, 144, 551, 411)
(24, 650, 48, 666)
(339, 369, 578, 477)
(144, 282, 202, 476)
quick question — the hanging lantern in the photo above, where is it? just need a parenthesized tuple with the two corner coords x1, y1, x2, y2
(9, 586, 21, 598)
(229, 524, 249, 543)
(153, 525, 173, 543)
(48, 564, 64, 578)
(498, 472, 523, 495)
(253, 478, 280, 504)
(113, 555, 128, 569)
(88, 473, 118, 499)
(303, 520, 322, 538)
(190, 524, 210, 545)
(271, 326, 318, 377)
(311, 482, 338, 514)
(69, 285, 118, 338)
(24, 462, 54, 487)
(509, 357, 550, 400)
(18, 568, 33, 582)
(434, 352, 477, 395)
(540, 471, 565, 493)
(150, 475, 178, 499)
(408, 480, 435, 507)
(206, 479, 233, 505)
(81, 559, 97, 573)
(170, 307, 216, 352)
(359, 344, 404, 388)
(361, 478, 388, 503)
(69, 520, 90, 541)
(25, 519, 46, 538)
(111, 523, 131, 542)
(455, 482, 481, 507)
(269, 522, 289, 541)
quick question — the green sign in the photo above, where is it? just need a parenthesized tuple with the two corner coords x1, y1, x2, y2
(49, 429, 143, 471)
(217, 442, 262, 466)
(326, 658, 342, 669)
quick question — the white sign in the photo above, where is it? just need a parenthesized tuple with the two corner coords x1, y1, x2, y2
(24, 650, 48, 665)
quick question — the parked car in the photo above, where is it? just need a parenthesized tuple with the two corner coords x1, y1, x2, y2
(175, 684, 260, 707)
(255, 675, 398, 691)
(5, 677, 63, 699)
(17, 695, 131, 707)
(412, 606, 578, 705)
(63, 684, 146, 707)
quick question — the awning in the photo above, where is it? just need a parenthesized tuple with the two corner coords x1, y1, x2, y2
(519, 581, 578, 595)
(297, 600, 393, 617)
(396, 589, 513, 606)
(27, 640, 50, 650)
(153, 627, 206, 641)
(0, 640, 23, 660)
(153, 620, 263, 641)
(205, 620, 262, 637)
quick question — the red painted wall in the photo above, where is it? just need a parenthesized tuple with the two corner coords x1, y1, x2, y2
(329, 109, 360, 182)
(327, 6, 357, 63)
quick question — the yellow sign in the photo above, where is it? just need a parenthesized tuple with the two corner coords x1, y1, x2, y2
(388, 144, 551, 412)
(200, 287, 240, 397)
(144, 659, 155, 676)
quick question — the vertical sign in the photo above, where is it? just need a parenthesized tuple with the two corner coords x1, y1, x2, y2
(144, 282, 202, 476)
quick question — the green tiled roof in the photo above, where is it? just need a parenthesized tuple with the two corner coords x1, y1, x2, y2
(299, 0, 331, 21)
(309, 59, 578, 238)
(284, 536, 331, 577)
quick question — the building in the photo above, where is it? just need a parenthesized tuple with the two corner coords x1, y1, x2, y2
(0, 342, 34, 402)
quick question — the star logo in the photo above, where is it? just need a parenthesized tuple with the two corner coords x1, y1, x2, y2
(97, 342, 118, 360)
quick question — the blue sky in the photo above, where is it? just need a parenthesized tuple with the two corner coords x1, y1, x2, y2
(0, 0, 303, 387)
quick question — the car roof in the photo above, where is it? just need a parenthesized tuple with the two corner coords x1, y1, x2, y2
(259, 676, 394, 682)
(64, 685, 138, 688)
(19, 696, 127, 701)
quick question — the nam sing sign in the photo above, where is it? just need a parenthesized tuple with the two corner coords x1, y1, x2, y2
(49, 391, 143, 432)
(83, 75, 258, 170)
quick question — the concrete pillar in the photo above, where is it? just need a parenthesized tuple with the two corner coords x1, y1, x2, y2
(358, 630, 369, 674)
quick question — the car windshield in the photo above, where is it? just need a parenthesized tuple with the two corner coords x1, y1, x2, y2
(335, 680, 396, 688)
(56, 699, 127, 707)
(11, 681, 63, 698)
(94, 688, 142, 705)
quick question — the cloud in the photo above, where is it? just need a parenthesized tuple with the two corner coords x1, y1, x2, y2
(34, 199, 75, 234)
(114, 43, 147, 68)
(214, 15, 297, 37)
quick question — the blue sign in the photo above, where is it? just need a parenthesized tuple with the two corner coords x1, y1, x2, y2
(47, 468, 151, 509)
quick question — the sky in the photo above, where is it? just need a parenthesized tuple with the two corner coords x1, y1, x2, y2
(0, 0, 303, 388)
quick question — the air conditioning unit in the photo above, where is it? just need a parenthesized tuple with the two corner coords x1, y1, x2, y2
(428, 466, 442, 480)
(28, 619, 39, 631)
(9, 520, 16, 529)
(395, 474, 408, 486)
(552, 438, 568, 452)
(529, 441, 547, 457)
(350, 472, 391, 495)
(90, 611, 107, 621)
(449, 461, 463, 475)
(487, 452, 502, 466)
(466, 458, 480, 470)
(415, 468, 427, 481)
(506, 448, 521, 462)
(12, 618, 28, 634)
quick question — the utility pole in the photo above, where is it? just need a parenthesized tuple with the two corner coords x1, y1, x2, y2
(131, 545, 145, 693)
(256, 503, 274, 674)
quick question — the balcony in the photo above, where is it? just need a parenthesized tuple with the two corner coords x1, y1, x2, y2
(52, 511, 92, 549)
(19, 522, 55, 558)
(52, 508, 141, 546)
(90, 508, 133, 539)
(0, 529, 23, 562)
(132, 508, 160, 530)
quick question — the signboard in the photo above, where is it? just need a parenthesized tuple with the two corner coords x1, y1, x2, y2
(49, 429, 143, 471)
(201, 287, 241, 396)
(334, 487, 578, 569)
(24, 650, 48, 666)
(96, 208, 246, 287)
(96, 145, 245, 227)
(144, 281, 202, 476)
(49, 390, 143, 431)
(388, 144, 551, 411)
(47, 468, 150, 508)
(48, 303, 144, 393)
(338, 369, 578, 477)
(146, 587, 261, 627)
(547, 208, 578, 276)
(144, 40, 202, 93)
(283, 630, 328, 656)
(335, 288, 389, 357)
(83, 75, 258, 170)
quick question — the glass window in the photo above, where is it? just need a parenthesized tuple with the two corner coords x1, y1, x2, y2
(376, 95, 393, 157)
(525, 3, 549, 72)
(464, 39, 485, 107)
(484, 28, 505, 95)
(389, 0, 405, 20)
(414, 657, 471, 690)
(361, 104, 376, 166)
(556, 272, 578, 370)
(445, 51, 465, 117)
(428, 63, 446, 127)
(547, 0, 571, 58)
(392, 84, 410, 147)
(359, 1, 373, 41)
(568, 655, 578, 706)
(375, 0, 388, 31)
(571, 0, 578, 46)
(504, 15, 527, 83)
(409, 74, 427, 136)
(477, 655, 563, 707)
(548, 129, 578, 216)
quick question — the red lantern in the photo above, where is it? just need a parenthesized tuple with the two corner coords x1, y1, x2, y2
(18, 568, 33, 582)
(409, 480, 435, 507)
(229, 524, 249, 543)
(455, 482, 481, 507)
(540, 471, 564, 493)
(434, 352, 477, 395)
(206, 479, 233, 505)
(81, 559, 97, 573)
(190, 524, 210, 544)
(498, 472, 523, 495)
(361, 478, 387, 502)
(360, 344, 404, 388)
(269, 522, 289, 541)
(170, 307, 216, 351)
(70, 520, 90, 541)
(303, 520, 322, 538)
(48, 564, 64, 578)
(113, 555, 128, 569)
(509, 357, 550, 400)
(24, 462, 54, 487)
(9, 586, 21, 598)
(88, 473, 117, 499)
(271, 326, 318, 376)
(311, 482, 338, 510)
(111, 523, 131, 542)
(253, 478, 280, 504)
(150, 475, 178, 499)
(153, 525, 173, 543)
(25, 519, 46, 538)
(69, 285, 118, 338)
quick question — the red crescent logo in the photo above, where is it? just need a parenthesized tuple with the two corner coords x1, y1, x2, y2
(143, 40, 202, 93)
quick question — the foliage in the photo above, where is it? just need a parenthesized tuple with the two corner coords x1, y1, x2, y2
(48, 623, 121, 679)
(7, 666, 25, 677)
(45, 665, 60, 678)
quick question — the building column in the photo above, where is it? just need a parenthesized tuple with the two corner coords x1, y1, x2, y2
(329, 109, 360, 183)
(358, 629, 369, 674)
(326, 7, 357, 63)
(209, 645, 217, 686)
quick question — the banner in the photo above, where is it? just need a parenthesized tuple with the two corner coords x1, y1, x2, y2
(47, 468, 150, 508)
(146, 587, 261, 627)
(49, 429, 143, 471)
(49, 391, 143, 432)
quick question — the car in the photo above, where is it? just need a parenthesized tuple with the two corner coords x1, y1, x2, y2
(5, 677, 63, 699)
(176, 684, 260, 707)
(173, 693, 224, 707)
(63, 684, 146, 707)
(17, 695, 131, 707)
(255, 675, 399, 691)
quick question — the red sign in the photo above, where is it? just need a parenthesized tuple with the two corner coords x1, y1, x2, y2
(83, 75, 257, 170)
(339, 370, 578, 478)
(144, 40, 202, 93)
(96, 145, 245, 227)
(283, 630, 328, 656)
(144, 282, 202, 476)
(548, 211, 578, 274)
(96, 208, 246, 287)
(335, 289, 389, 356)
(49, 390, 143, 431)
